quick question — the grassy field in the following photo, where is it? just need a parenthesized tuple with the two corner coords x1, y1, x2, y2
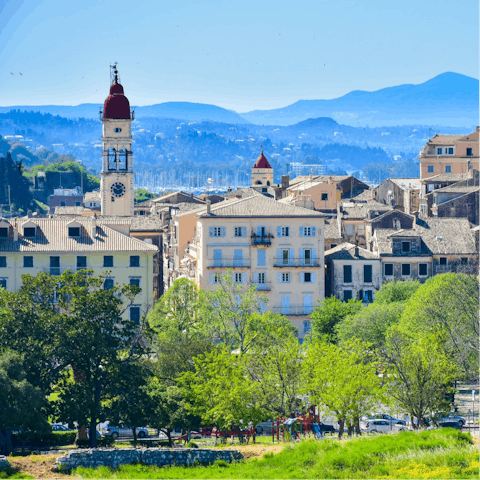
(71, 429, 479, 480)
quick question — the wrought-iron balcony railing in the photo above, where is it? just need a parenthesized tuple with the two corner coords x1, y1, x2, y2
(272, 305, 314, 316)
(252, 282, 272, 291)
(251, 233, 274, 246)
(273, 257, 321, 267)
(207, 258, 251, 268)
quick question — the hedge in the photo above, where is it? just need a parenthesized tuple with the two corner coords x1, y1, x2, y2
(13, 431, 77, 446)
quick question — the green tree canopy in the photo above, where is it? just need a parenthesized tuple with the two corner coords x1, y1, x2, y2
(374, 279, 420, 304)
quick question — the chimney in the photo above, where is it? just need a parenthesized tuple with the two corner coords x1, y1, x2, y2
(90, 215, 97, 238)
(13, 223, 18, 242)
(371, 185, 375, 200)
(476, 126, 480, 133)
(354, 246, 359, 257)
(281, 175, 290, 189)
(227, 187, 232, 193)
(27, 210, 32, 218)
(413, 211, 418, 228)
(206, 199, 211, 214)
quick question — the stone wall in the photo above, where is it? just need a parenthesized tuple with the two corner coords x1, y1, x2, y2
(56, 447, 243, 471)
(0, 456, 11, 472)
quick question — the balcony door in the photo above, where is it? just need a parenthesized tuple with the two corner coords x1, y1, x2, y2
(281, 295, 290, 315)
(233, 249, 243, 267)
(213, 249, 222, 267)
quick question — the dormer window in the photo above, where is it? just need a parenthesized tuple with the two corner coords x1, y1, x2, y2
(401, 241, 410, 253)
(23, 227, 36, 238)
(68, 227, 81, 237)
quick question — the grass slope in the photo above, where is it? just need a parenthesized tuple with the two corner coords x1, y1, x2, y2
(74, 429, 479, 479)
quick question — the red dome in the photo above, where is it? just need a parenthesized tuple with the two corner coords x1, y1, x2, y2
(103, 81, 131, 119)
(253, 151, 272, 169)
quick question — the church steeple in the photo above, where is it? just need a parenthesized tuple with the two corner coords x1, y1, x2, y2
(100, 64, 135, 216)
(251, 147, 274, 191)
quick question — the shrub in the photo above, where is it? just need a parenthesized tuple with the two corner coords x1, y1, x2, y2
(12, 431, 76, 447)
(185, 441, 199, 449)
(75, 439, 90, 449)
(214, 459, 229, 468)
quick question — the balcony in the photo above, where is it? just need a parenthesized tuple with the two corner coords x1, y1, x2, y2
(251, 233, 274, 246)
(272, 305, 313, 316)
(273, 257, 321, 268)
(252, 282, 272, 291)
(207, 258, 251, 268)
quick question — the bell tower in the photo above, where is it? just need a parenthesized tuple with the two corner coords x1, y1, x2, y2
(100, 63, 134, 216)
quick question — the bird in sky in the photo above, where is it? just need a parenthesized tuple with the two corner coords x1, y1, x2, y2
(10, 72, 14, 75)
(19, 72, 22, 75)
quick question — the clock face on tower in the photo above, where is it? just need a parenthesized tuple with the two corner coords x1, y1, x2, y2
(111, 182, 126, 198)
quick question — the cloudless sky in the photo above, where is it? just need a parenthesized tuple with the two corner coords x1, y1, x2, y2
(0, 0, 478, 111)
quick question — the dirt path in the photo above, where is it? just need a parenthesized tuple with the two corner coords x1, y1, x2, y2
(8, 453, 79, 480)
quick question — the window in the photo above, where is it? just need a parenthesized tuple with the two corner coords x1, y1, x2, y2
(428, 165, 434, 173)
(76, 256, 87, 269)
(68, 227, 80, 237)
(343, 290, 353, 301)
(393, 219, 401, 230)
(130, 255, 140, 267)
(439, 257, 447, 265)
(467, 148, 473, 156)
(75, 201, 81, 207)
(343, 265, 352, 283)
(448, 148, 454, 154)
(60, 201, 66, 207)
(419, 263, 428, 276)
(304, 272, 311, 283)
(384, 263, 393, 276)
(437, 147, 443, 154)
(282, 249, 289, 265)
(258, 272, 266, 284)
(346, 224, 354, 236)
(50, 256, 61, 275)
(23, 227, 35, 238)
(130, 306, 141, 326)
(445, 165, 452, 173)
(210, 273, 219, 284)
(281, 295, 290, 314)
(0, 256, 6, 268)
(364, 265, 373, 283)
(401, 263, 411, 276)
(330, 243, 337, 249)
(234, 273, 245, 283)
(23, 256, 33, 268)
(234, 226, 246, 237)
(321, 193, 328, 201)
(303, 249, 312, 265)
(0, 228, 8, 238)
(461, 257, 468, 265)
(262, 187, 267, 193)
(104, 278, 114, 290)
(211, 227, 223, 237)
(363, 290, 374, 303)
(103, 255, 114, 267)
(301, 226, 315, 237)
(303, 320, 312, 334)
(114, 127, 122, 133)
(257, 249, 266, 266)
(278, 272, 290, 283)
(0, 278, 7, 289)
(278, 226, 290, 237)
(401, 241, 410, 253)
(130, 277, 141, 288)
(213, 249, 222, 267)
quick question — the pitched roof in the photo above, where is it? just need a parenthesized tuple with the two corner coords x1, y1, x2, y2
(84, 192, 101, 201)
(374, 218, 476, 256)
(428, 134, 465, 145)
(222, 187, 260, 200)
(199, 194, 324, 218)
(340, 197, 392, 219)
(0, 218, 158, 253)
(50, 215, 164, 232)
(253, 151, 272, 169)
(422, 173, 469, 183)
(426, 185, 480, 196)
(324, 218, 342, 239)
(389, 178, 422, 190)
(325, 242, 379, 260)
(54, 206, 85, 215)
(152, 191, 205, 204)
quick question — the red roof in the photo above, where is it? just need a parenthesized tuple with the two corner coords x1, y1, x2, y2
(103, 81, 131, 119)
(253, 151, 272, 169)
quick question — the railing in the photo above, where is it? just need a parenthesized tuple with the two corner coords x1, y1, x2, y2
(252, 282, 272, 291)
(251, 233, 274, 246)
(273, 305, 314, 316)
(433, 262, 478, 275)
(207, 258, 251, 268)
(273, 257, 322, 267)
(43, 267, 92, 276)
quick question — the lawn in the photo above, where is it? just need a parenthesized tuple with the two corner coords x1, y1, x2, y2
(72, 429, 479, 479)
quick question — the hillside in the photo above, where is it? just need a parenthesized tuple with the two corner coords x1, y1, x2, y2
(241, 72, 479, 127)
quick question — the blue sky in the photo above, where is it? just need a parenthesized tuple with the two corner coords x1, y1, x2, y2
(0, 0, 478, 111)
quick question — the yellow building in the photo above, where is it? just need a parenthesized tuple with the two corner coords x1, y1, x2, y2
(0, 217, 158, 323)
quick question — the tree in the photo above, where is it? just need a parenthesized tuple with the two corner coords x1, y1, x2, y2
(200, 272, 296, 354)
(384, 328, 458, 428)
(135, 188, 157, 202)
(374, 279, 420, 304)
(399, 274, 479, 379)
(310, 297, 362, 343)
(303, 340, 387, 438)
(179, 348, 267, 443)
(0, 351, 49, 455)
(0, 270, 145, 447)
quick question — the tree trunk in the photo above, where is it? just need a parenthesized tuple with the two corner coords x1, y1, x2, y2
(347, 424, 354, 437)
(89, 379, 102, 448)
(166, 430, 173, 448)
(89, 418, 97, 448)
(355, 418, 362, 435)
(338, 419, 345, 439)
(133, 425, 138, 445)
(78, 424, 88, 440)
(0, 429, 12, 456)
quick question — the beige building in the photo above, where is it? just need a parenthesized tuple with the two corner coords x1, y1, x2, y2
(418, 128, 479, 179)
(0, 217, 158, 322)
(189, 194, 325, 342)
(286, 178, 341, 212)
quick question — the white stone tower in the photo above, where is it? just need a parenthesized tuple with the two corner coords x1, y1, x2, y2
(100, 64, 134, 216)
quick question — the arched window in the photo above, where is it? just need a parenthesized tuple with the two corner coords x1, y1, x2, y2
(255, 180, 262, 185)
(108, 148, 116, 170)
(266, 181, 271, 186)
(118, 148, 127, 170)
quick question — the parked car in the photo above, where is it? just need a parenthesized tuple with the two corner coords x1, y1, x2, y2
(255, 421, 274, 434)
(197, 427, 214, 436)
(212, 427, 250, 437)
(102, 426, 149, 438)
(318, 423, 336, 434)
(366, 414, 407, 426)
(436, 414, 466, 427)
(51, 423, 74, 432)
(361, 419, 409, 433)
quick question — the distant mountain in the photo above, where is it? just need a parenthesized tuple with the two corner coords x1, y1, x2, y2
(241, 72, 479, 127)
(0, 102, 250, 124)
